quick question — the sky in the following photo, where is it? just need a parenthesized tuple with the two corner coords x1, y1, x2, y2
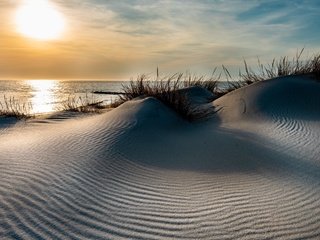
(0, 0, 320, 80)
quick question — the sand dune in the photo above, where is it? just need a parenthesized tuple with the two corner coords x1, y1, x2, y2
(1, 75, 320, 239)
(214, 75, 320, 163)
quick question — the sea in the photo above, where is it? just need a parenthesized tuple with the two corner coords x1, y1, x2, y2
(0, 80, 126, 114)
(0, 79, 229, 115)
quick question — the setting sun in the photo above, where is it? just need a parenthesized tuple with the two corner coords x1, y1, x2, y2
(15, 0, 65, 40)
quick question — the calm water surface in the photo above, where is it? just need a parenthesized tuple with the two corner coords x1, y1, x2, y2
(0, 80, 125, 114)
(0, 80, 229, 115)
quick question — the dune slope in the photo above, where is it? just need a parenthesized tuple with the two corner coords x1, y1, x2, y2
(0, 75, 320, 239)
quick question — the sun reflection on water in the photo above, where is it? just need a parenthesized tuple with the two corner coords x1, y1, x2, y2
(26, 80, 59, 114)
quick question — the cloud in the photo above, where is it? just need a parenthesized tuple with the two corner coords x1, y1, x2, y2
(1, 0, 320, 79)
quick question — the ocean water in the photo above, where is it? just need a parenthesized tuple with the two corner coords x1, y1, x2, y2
(0, 80, 230, 115)
(0, 80, 125, 114)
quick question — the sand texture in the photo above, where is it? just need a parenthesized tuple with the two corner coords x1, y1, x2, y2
(0, 75, 320, 239)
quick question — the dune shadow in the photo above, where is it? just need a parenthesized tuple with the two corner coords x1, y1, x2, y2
(256, 77, 320, 121)
(113, 117, 320, 182)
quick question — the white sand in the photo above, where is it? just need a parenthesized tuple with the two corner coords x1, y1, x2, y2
(0, 75, 320, 239)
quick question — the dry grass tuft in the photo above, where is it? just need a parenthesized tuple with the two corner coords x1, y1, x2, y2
(119, 72, 219, 121)
(240, 49, 320, 83)
(60, 94, 105, 113)
(0, 96, 33, 119)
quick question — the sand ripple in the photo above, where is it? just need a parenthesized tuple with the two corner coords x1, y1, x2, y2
(1, 78, 320, 239)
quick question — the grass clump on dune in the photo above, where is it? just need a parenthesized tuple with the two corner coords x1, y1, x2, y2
(183, 68, 220, 93)
(0, 94, 106, 119)
(60, 94, 105, 113)
(0, 96, 33, 119)
(119, 72, 220, 121)
(120, 70, 220, 101)
(240, 49, 320, 84)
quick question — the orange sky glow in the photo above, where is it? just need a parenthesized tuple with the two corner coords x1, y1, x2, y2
(0, 0, 319, 80)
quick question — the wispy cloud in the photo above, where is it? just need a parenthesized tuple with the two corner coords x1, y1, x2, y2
(1, 0, 320, 79)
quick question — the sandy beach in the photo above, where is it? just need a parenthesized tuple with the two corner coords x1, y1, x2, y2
(0, 75, 320, 239)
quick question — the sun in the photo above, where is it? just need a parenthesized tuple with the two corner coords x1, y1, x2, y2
(15, 0, 65, 41)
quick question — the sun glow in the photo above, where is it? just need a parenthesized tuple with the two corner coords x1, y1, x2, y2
(27, 80, 58, 113)
(15, 0, 65, 40)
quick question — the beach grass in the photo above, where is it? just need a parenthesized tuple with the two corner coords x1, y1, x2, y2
(240, 49, 320, 83)
(0, 96, 34, 119)
(0, 94, 106, 119)
(118, 73, 219, 121)
(60, 94, 105, 113)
